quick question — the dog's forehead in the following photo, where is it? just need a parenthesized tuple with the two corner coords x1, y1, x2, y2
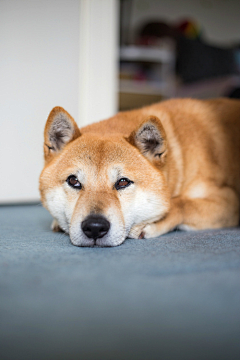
(65, 134, 135, 165)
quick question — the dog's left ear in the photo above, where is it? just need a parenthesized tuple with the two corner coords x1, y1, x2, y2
(128, 116, 167, 163)
(44, 106, 81, 162)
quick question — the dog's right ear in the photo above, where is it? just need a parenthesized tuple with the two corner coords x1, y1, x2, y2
(44, 107, 81, 162)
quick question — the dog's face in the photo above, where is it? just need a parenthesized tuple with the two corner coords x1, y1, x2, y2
(39, 107, 170, 247)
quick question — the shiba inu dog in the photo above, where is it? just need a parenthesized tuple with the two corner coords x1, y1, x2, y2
(39, 98, 240, 247)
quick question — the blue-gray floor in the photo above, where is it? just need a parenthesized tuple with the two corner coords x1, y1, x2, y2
(0, 204, 240, 360)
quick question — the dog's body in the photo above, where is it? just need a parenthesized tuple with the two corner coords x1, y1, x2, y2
(39, 98, 240, 247)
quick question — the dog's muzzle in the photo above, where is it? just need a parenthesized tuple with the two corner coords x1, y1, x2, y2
(81, 215, 110, 242)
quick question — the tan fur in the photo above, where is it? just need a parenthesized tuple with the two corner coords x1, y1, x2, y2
(39, 98, 240, 247)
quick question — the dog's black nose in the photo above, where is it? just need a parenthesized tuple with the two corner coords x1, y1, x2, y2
(81, 215, 110, 241)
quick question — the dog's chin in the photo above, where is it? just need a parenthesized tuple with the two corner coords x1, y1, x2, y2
(70, 237, 125, 247)
(69, 232, 126, 248)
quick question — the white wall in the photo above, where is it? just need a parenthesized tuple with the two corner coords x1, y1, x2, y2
(130, 0, 240, 46)
(79, 0, 119, 126)
(0, 0, 118, 203)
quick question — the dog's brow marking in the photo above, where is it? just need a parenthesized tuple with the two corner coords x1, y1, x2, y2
(109, 167, 122, 183)
(76, 169, 86, 185)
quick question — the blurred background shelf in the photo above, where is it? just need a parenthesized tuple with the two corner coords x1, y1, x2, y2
(119, 44, 176, 109)
(119, 78, 174, 95)
(118, 0, 240, 111)
(120, 45, 175, 63)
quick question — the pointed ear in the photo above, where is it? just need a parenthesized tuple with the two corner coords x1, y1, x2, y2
(44, 106, 81, 161)
(128, 116, 167, 162)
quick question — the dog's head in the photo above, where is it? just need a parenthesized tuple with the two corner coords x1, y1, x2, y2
(39, 107, 170, 246)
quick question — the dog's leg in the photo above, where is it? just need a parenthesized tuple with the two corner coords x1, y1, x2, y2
(51, 219, 64, 232)
(142, 187, 239, 238)
(128, 223, 147, 239)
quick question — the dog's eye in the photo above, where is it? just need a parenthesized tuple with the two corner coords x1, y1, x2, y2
(115, 178, 133, 190)
(66, 175, 82, 189)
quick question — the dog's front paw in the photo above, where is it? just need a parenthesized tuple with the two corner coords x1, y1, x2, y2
(141, 223, 160, 238)
(51, 219, 64, 232)
(142, 221, 171, 238)
(128, 224, 146, 239)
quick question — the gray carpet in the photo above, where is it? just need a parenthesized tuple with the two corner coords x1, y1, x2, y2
(0, 204, 240, 360)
